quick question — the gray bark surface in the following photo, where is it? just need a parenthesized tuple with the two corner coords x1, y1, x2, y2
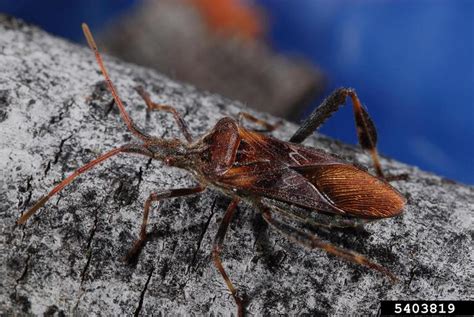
(1, 15, 472, 316)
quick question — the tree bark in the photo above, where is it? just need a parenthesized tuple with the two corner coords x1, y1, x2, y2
(1, 15, 472, 316)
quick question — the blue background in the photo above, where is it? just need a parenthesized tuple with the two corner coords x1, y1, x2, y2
(1, 0, 473, 184)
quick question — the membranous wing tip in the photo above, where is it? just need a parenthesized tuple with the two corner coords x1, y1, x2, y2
(293, 164, 405, 218)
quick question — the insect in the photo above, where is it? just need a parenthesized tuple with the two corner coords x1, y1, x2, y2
(17, 23, 406, 316)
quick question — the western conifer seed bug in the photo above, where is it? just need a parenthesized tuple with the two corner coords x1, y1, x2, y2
(17, 23, 406, 316)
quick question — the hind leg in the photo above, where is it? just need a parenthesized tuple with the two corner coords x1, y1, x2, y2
(290, 88, 386, 178)
(260, 200, 372, 230)
(259, 206, 398, 282)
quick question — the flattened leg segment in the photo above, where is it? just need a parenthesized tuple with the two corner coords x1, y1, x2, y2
(289, 88, 385, 178)
(260, 199, 371, 229)
(259, 207, 398, 282)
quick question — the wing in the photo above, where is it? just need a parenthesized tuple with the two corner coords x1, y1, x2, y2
(236, 127, 343, 167)
(218, 127, 405, 219)
(218, 161, 344, 215)
(292, 164, 405, 218)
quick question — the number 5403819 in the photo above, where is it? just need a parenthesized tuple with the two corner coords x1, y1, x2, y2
(394, 302, 455, 314)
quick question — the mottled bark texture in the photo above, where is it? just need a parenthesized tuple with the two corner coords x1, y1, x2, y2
(1, 15, 472, 316)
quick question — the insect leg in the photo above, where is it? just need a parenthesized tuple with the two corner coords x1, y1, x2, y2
(17, 144, 154, 225)
(211, 198, 245, 317)
(125, 185, 206, 262)
(82, 24, 154, 143)
(261, 200, 371, 230)
(260, 208, 398, 283)
(135, 86, 193, 143)
(289, 88, 385, 178)
(238, 112, 281, 132)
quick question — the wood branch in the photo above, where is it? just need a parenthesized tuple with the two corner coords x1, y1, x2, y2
(1, 15, 472, 315)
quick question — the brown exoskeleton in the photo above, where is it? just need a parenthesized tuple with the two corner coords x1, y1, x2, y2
(17, 24, 406, 316)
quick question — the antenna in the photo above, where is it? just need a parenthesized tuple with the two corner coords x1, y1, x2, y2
(81, 23, 151, 141)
